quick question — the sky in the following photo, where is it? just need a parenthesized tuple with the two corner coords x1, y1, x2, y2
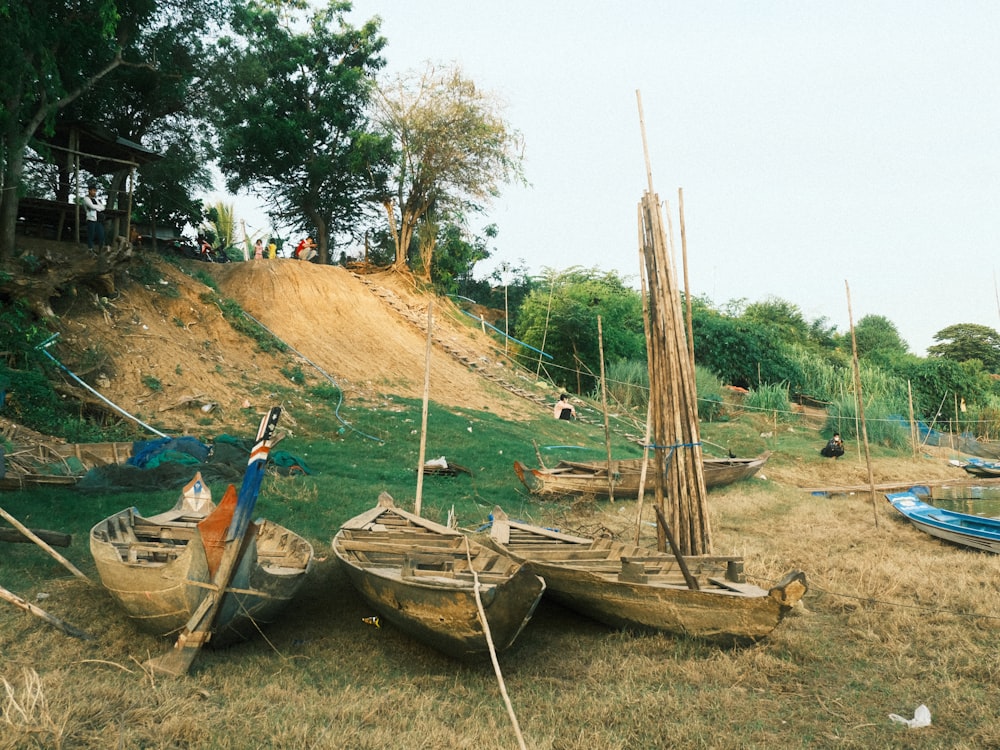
(221, 1, 1000, 356)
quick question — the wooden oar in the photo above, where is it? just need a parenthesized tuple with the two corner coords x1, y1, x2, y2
(145, 407, 281, 677)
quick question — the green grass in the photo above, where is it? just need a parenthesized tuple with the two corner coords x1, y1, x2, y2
(2, 399, 998, 748)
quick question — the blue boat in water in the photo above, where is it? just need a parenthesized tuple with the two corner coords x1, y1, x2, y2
(886, 491, 1000, 554)
(962, 458, 1000, 479)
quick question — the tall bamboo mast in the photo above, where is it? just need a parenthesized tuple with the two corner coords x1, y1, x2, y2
(636, 90, 712, 555)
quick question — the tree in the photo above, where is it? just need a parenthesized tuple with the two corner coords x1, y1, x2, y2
(376, 62, 525, 278)
(1, 0, 127, 259)
(208, 0, 394, 265)
(928, 323, 1000, 373)
(515, 267, 644, 392)
(853, 314, 909, 359)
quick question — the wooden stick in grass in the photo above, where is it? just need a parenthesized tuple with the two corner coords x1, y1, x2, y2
(0, 583, 93, 640)
(0, 506, 91, 583)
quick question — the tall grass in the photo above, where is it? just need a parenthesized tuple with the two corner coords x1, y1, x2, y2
(743, 381, 793, 422)
(825, 394, 910, 448)
(596, 361, 725, 422)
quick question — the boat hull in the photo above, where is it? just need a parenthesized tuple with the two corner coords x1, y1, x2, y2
(90, 508, 313, 645)
(886, 491, 1000, 554)
(514, 453, 770, 500)
(486, 508, 805, 645)
(333, 495, 545, 659)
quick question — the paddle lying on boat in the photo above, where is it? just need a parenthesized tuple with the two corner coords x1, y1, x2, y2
(886, 491, 1000, 554)
(145, 407, 284, 676)
(333, 492, 546, 660)
(484, 506, 806, 645)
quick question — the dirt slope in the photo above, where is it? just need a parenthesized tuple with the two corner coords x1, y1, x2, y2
(55, 256, 537, 434)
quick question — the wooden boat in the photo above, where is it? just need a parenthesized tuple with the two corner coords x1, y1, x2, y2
(962, 458, 1000, 479)
(886, 491, 1000, 553)
(90, 472, 314, 645)
(0, 431, 133, 490)
(484, 507, 806, 644)
(333, 492, 545, 659)
(513, 452, 770, 500)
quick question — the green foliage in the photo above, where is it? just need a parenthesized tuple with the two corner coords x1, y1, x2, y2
(695, 365, 726, 422)
(825, 395, 909, 449)
(214, 297, 288, 354)
(900, 356, 991, 421)
(691, 306, 804, 392)
(308, 383, 343, 402)
(142, 376, 162, 392)
(515, 267, 644, 392)
(928, 323, 1000, 372)
(376, 62, 526, 274)
(281, 365, 306, 385)
(594, 359, 648, 412)
(193, 270, 218, 291)
(208, 1, 394, 265)
(743, 382, 793, 422)
(430, 223, 495, 296)
(853, 314, 909, 358)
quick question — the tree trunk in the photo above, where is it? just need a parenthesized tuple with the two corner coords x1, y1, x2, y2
(0, 137, 28, 261)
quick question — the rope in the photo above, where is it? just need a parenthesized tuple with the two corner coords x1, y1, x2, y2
(464, 538, 528, 750)
(241, 312, 383, 444)
(34, 334, 169, 438)
(751, 575, 1000, 623)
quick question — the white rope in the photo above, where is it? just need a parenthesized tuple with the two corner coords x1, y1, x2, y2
(35, 334, 168, 438)
(464, 538, 528, 750)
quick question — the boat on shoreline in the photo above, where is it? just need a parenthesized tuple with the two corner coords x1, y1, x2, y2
(886, 491, 1000, 554)
(514, 452, 770, 500)
(333, 492, 545, 659)
(90, 472, 314, 645)
(483, 506, 806, 644)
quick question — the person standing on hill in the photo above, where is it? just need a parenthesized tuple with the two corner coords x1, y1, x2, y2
(254, 239, 264, 260)
(553, 394, 576, 420)
(82, 183, 105, 252)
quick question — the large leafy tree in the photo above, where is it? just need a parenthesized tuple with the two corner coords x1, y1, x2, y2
(853, 314, 909, 359)
(515, 267, 644, 393)
(1, 0, 127, 259)
(208, 0, 393, 265)
(376, 62, 525, 278)
(928, 323, 1000, 373)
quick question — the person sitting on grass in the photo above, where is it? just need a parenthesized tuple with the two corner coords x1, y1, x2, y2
(553, 394, 576, 421)
(820, 432, 845, 458)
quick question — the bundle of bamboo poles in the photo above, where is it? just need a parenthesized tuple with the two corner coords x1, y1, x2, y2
(638, 191, 712, 556)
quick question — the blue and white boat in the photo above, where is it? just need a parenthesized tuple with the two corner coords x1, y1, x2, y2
(885, 491, 1000, 554)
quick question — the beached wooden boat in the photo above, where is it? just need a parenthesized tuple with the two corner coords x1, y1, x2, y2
(484, 507, 806, 644)
(333, 492, 545, 659)
(90, 472, 314, 645)
(0, 434, 133, 490)
(886, 491, 1000, 554)
(513, 452, 770, 500)
(962, 458, 1000, 479)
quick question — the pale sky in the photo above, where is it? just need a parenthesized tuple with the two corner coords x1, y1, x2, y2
(229, 1, 1000, 356)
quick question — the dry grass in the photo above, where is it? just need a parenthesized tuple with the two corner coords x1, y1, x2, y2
(3, 475, 1000, 749)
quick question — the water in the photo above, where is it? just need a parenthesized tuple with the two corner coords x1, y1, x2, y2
(925, 485, 1000, 518)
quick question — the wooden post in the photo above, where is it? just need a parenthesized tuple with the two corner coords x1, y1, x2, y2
(414, 301, 433, 517)
(845, 281, 879, 527)
(597, 316, 615, 503)
(908, 381, 918, 459)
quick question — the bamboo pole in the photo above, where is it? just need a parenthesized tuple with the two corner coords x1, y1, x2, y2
(635, 89, 711, 555)
(908, 381, 918, 459)
(845, 281, 879, 527)
(414, 301, 433, 517)
(597, 316, 615, 503)
(634, 399, 653, 546)
(0, 506, 91, 583)
(678, 188, 694, 365)
(0, 584, 93, 640)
